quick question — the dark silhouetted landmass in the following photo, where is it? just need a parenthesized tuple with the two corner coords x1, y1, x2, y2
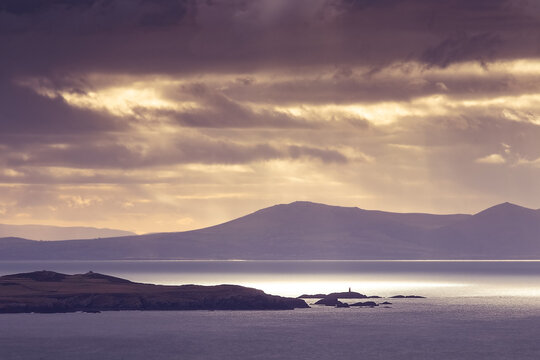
(1, 201, 539, 260)
(299, 290, 422, 308)
(0, 271, 309, 313)
(312, 291, 370, 306)
(298, 293, 328, 299)
(0, 223, 135, 241)
(350, 301, 378, 307)
(324, 291, 368, 299)
(314, 298, 355, 307)
(305, 291, 368, 300)
(314, 297, 342, 306)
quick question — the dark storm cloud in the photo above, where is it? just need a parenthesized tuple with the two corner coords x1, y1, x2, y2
(331, 0, 540, 68)
(421, 33, 503, 68)
(144, 83, 313, 128)
(0, 81, 126, 137)
(0, 0, 95, 15)
(2, 0, 540, 78)
(154, 106, 311, 129)
(0, 0, 195, 76)
(3, 136, 349, 170)
(219, 69, 530, 105)
(0, 0, 192, 29)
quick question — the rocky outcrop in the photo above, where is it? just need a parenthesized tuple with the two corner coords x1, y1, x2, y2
(326, 291, 368, 299)
(309, 291, 423, 308)
(0, 271, 309, 313)
(350, 301, 378, 307)
(311, 290, 378, 306)
(298, 293, 327, 299)
(314, 297, 341, 306)
(303, 291, 368, 300)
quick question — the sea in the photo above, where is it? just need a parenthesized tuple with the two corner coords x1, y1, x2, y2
(1, 260, 540, 359)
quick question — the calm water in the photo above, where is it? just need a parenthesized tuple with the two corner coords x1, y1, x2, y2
(1, 261, 540, 359)
(1, 300, 540, 360)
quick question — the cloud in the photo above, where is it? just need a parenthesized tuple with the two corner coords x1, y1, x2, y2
(2, 0, 540, 79)
(0, 0, 193, 30)
(2, 0, 540, 232)
(2, 134, 349, 170)
(154, 83, 313, 128)
(421, 33, 502, 68)
(287, 145, 348, 164)
(517, 157, 540, 168)
(0, 81, 126, 137)
(476, 154, 506, 164)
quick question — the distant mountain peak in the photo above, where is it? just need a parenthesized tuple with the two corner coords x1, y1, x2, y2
(283, 201, 361, 211)
(289, 200, 316, 205)
(497, 201, 521, 208)
(286, 201, 339, 207)
(475, 202, 534, 217)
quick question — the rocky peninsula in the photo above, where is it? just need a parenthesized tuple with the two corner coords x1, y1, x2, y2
(0, 270, 309, 313)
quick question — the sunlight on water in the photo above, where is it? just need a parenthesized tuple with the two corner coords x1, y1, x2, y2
(1, 260, 540, 298)
(123, 271, 536, 298)
(241, 279, 468, 297)
(121, 272, 470, 297)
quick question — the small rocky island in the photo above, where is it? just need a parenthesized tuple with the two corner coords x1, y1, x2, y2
(299, 290, 425, 308)
(0, 271, 309, 313)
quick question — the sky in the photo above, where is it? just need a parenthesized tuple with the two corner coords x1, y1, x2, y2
(2, 0, 540, 234)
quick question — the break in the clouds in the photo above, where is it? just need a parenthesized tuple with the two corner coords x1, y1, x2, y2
(2, 0, 540, 233)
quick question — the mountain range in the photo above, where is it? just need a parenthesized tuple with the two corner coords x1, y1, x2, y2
(1, 201, 539, 260)
(0, 223, 135, 241)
